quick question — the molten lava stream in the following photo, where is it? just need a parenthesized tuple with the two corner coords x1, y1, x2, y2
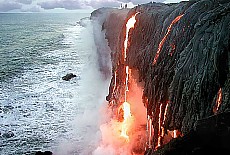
(213, 88, 222, 114)
(124, 12, 139, 61)
(119, 12, 139, 142)
(120, 101, 132, 141)
(153, 14, 184, 65)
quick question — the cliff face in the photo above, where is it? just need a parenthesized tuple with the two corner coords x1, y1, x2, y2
(92, 0, 230, 152)
(126, 0, 230, 143)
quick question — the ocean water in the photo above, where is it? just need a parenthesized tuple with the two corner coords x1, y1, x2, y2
(0, 13, 110, 155)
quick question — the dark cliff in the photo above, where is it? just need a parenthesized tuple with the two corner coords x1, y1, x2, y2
(91, 0, 230, 154)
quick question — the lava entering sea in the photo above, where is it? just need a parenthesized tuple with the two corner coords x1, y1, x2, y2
(94, 12, 146, 155)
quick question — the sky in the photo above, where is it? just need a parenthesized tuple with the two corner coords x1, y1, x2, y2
(0, 0, 187, 13)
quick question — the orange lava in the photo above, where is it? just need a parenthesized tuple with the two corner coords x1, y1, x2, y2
(162, 103, 169, 124)
(173, 130, 179, 138)
(120, 101, 132, 141)
(157, 103, 163, 148)
(147, 115, 153, 148)
(213, 88, 222, 114)
(124, 13, 139, 60)
(153, 14, 184, 65)
(125, 66, 129, 101)
(119, 13, 138, 142)
(161, 103, 169, 137)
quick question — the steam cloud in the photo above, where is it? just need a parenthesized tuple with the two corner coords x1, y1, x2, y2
(53, 17, 111, 155)
(55, 11, 146, 155)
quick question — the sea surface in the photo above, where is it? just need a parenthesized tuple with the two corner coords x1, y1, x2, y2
(0, 13, 109, 155)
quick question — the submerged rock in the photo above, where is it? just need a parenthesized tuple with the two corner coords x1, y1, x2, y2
(2, 131, 14, 138)
(62, 73, 76, 81)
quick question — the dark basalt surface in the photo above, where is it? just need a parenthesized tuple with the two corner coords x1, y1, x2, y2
(35, 151, 52, 155)
(145, 112, 230, 155)
(91, 0, 230, 153)
(62, 73, 76, 81)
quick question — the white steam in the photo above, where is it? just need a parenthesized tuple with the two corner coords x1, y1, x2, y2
(55, 17, 112, 155)
(56, 13, 146, 155)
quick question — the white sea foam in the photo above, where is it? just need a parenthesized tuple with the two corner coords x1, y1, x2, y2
(55, 17, 112, 155)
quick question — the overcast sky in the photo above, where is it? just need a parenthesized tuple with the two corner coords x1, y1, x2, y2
(0, 0, 187, 13)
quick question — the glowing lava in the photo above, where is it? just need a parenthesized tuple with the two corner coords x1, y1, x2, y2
(124, 13, 139, 60)
(153, 14, 184, 65)
(173, 130, 178, 138)
(157, 102, 170, 148)
(119, 12, 138, 142)
(147, 115, 153, 148)
(157, 103, 163, 148)
(213, 88, 222, 114)
(120, 102, 132, 141)
(161, 102, 169, 137)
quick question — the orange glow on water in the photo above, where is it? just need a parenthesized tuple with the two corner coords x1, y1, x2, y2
(213, 88, 222, 114)
(153, 14, 184, 65)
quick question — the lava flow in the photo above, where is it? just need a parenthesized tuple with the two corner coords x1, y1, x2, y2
(157, 103, 163, 148)
(119, 13, 138, 142)
(153, 14, 184, 65)
(124, 13, 139, 60)
(120, 102, 132, 141)
(213, 88, 222, 114)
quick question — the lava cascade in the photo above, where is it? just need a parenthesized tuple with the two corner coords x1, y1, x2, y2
(119, 12, 139, 142)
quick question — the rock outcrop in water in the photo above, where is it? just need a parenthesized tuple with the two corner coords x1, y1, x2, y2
(62, 73, 76, 81)
(91, 0, 230, 153)
(35, 151, 52, 155)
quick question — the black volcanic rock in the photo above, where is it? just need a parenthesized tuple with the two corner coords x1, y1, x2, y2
(146, 112, 230, 155)
(2, 131, 14, 138)
(92, 0, 230, 154)
(62, 73, 76, 81)
(35, 151, 52, 155)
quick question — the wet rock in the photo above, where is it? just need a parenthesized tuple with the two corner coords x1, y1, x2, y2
(35, 151, 43, 155)
(62, 73, 76, 81)
(2, 131, 14, 138)
(35, 151, 52, 155)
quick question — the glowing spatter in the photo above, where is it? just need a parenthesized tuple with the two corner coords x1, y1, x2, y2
(213, 88, 222, 114)
(153, 14, 184, 65)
